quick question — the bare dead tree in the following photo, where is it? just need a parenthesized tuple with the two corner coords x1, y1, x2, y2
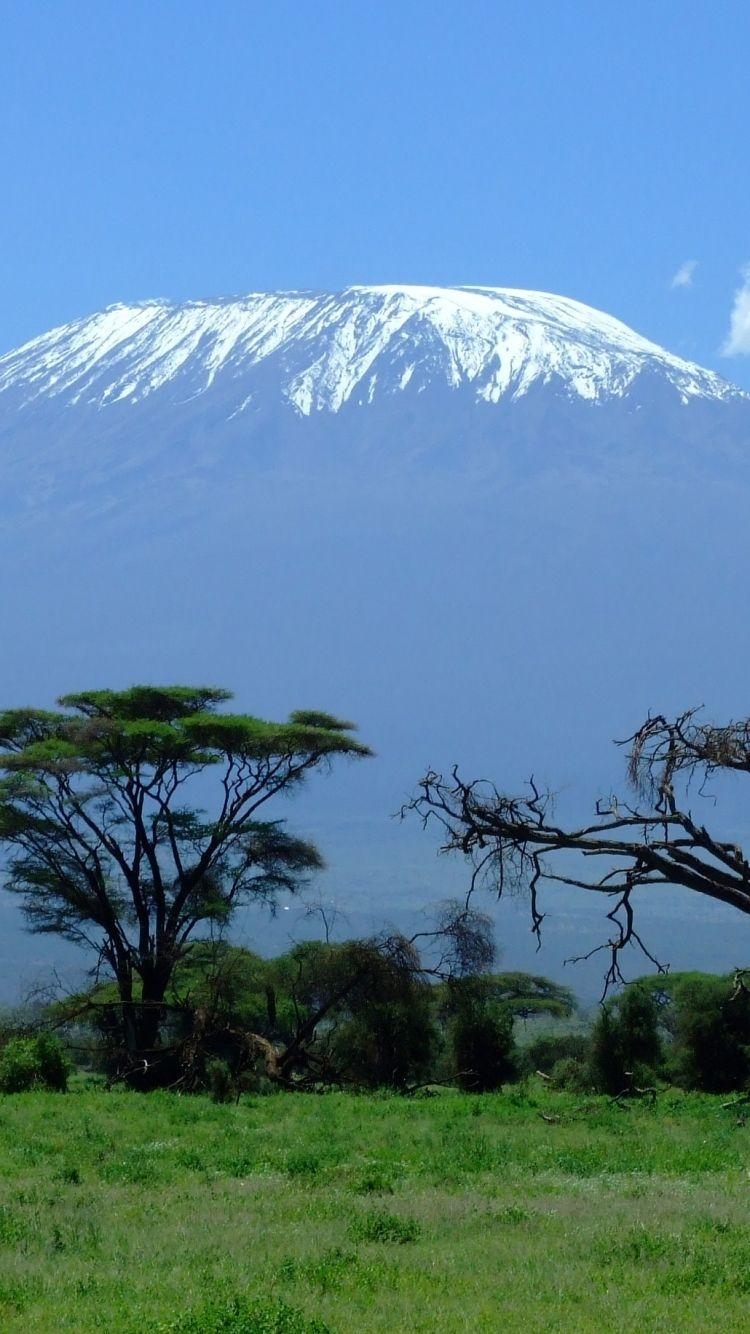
(407, 899, 497, 979)
(404, 708, 750, 991)
(299, 891, 350, 944)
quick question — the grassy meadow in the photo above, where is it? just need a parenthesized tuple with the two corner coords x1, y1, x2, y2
(0, 1081, 748, 1332)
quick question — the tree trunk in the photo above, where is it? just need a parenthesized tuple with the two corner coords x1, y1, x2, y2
(114, 963, 171, 1088)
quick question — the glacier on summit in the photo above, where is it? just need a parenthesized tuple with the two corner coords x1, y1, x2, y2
(0, 284, 741, 418)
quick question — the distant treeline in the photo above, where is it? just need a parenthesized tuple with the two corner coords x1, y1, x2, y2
(2, 940, 748, 1100)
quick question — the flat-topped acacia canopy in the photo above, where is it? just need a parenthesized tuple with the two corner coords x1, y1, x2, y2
(0, 687, 370, 768)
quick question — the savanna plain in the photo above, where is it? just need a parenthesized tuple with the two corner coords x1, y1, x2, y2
(0, 1082, 748, 1333)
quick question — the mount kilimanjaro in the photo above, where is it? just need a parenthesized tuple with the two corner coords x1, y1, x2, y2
(0, 284, 747, 527)
(0, 285, 749, 996)
(0, 284, 740, 413)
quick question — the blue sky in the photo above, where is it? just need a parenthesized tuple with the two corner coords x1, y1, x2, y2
(2, 1, 750, 387)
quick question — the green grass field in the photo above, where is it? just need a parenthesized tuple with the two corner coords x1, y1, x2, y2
(0, 1082, 747, 1332)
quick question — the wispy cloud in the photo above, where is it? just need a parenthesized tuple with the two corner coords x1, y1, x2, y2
(722, 265, 750, 356)
(670, 259, 698, 290)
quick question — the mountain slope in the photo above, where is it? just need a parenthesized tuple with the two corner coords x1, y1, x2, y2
(1, 284, 747, 531)
(0, 284, 742, 419)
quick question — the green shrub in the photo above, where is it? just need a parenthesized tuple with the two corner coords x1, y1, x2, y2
(589, 984, 662, 1094)
(550, 1056, 591, 1091)
(277, 1247, 355, 1294)
(206, 1058, 234, 1104)
(331, 995, 437, 1090)
(448, 978, 518, 1091)
(0, 1034, 69, 1093)
(161, 1293, 330, 1332)
(671, 975, 750, 1092)
(54, 1160, 82, 1185)
(525, 1032, 589, 1074)
(34, 1033, 70, 1091)
(351, 1208, 421, 1244)
(349, 1165, 395, 1194)
(0, 1040, 38, 1094)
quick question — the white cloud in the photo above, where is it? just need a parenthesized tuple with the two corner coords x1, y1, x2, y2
(722, 265, 750, 356)
(670, 259, 698, 289)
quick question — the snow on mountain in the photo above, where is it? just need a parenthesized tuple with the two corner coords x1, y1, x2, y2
(0, 284, 741, 418)
(0, 287, 749, 996)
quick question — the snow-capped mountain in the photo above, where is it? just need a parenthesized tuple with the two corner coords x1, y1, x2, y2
(0, 284, 742, 419)
(1, 284, 750, 997)
(2, 284, 747, 531)
(1, 286, 747, 997)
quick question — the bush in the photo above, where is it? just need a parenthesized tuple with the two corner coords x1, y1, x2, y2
(206, 1058, 234, 1104)
(588, 984, 662, 1094)
(333, 996, 437, 1089)
(550, 1056, 591, 1092)
(34, 1033, 70, 1091)
(0, 1039, 38, 1093)
(0, 1034, 69, 1093)
(524, 1032, 589, 1074)
(449, 979, 518, 1091)
(671, 975, 750, 1092)
(161, 1293, 330, 1332)
(351, 1208, 421, 1244)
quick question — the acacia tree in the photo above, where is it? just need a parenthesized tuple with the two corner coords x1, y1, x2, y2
(407, 708, 750, 989)
(0, 686, 371, 1072)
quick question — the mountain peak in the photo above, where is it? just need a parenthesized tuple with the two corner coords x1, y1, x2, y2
(0, 284, 742, 418)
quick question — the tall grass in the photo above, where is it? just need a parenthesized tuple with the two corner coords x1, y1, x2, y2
(0, 1082, 746, 1330)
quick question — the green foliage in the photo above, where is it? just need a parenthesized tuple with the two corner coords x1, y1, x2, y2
(630, 970, 750, 1093)
(670, 975, 750, 1092)
(589, 983, 663, 1094)
(34, 1032, 70, 1090)
(447, 977, 518, 1091)
(488, 972, 577, 1021)
(0, 685, 370, 1080)
(218, 935, 437, 1090)
(276, 1246, 357, 1295)
(524, 1031, 589, 1074)
(348, 1165, 395, 1195)
(332, 996, 436, 1090)
(206, 1059, 234, 1104)
(0, 1086, 748, 1330)
(351, 1209, 421, 1244)
(549, 1056, 591, 1092)
(0, 1040, 38, 1093)
(264, 940, 359, 1045)
(0, 1033, 69, 1093)
(171, 943, 275, 1034)
(161, 1293, 330, 1333)
(69, 936, 438, 1092)
(285, 937, 437, 1089)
